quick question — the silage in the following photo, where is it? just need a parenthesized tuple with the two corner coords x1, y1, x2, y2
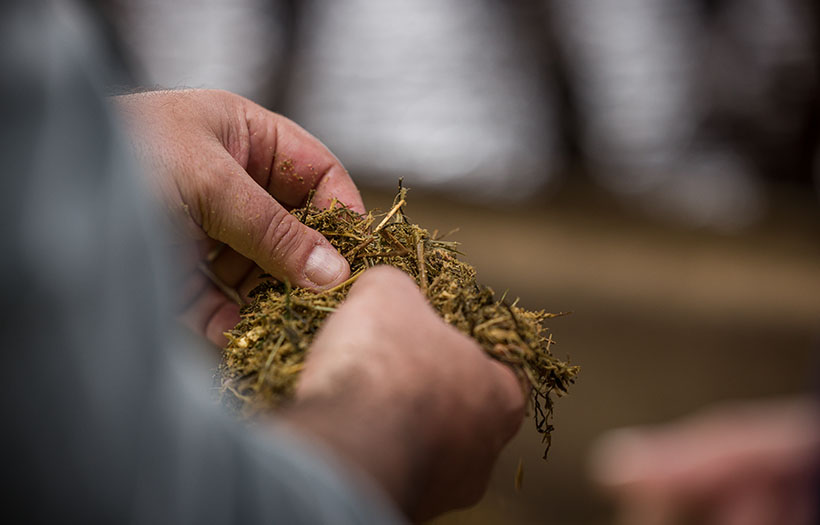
(219, 187, 579, 457)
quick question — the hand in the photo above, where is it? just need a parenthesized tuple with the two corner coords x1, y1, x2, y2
(589, 397, 820, 525)
(282, 266, 526, 521)
(115, 89, 364, 344)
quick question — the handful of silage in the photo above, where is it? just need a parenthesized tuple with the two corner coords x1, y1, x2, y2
(220, 189, 579, 457)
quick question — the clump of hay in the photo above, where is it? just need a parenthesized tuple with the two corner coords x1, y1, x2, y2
(220, 187, 579, 457)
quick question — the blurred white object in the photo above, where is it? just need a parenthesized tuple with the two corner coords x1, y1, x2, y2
(552, 0, 818, 231)
(111, 0, 558, 202)
(109, 0, 288, 102)
(552, 0, 701, 190)
(282, 0, 559, 202)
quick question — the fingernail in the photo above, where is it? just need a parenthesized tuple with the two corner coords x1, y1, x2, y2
(304, 245, 347, 288)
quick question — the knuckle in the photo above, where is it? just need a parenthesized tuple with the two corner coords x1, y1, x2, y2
(208, 88, 236, 103)
(462, 480, 488, 508)
(259, 209, 306, 263)
(356, 266, 420, 298)
(507, 397, 526, 434)
(502, 384, 527, 433)
(480, 361, 526, 435)
(360, 265, 407, 284)
(195, 175, 219, 234)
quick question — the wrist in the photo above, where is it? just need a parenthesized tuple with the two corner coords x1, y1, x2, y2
(279, 393, 428, 517)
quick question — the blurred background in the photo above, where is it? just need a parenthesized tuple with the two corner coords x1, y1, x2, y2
(99, 0, 820, 523)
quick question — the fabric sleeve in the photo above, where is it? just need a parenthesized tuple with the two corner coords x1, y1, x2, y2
(0, 2, 403, 523)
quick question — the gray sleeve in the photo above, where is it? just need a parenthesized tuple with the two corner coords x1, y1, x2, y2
(0, 2, 402, 523)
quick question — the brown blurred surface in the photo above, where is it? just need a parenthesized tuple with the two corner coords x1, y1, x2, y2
(361, 182, 820, 525)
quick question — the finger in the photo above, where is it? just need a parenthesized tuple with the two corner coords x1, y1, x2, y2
(205, 299, 241, 346)
(209, 245, 252, 282)
(345, 265, 420, 302)
(206, 246, 270, 302)
(487, 359, 527, 438)
(237, 266, 269, 300)
(242, 103, 365, 214)
(201, 150, 351, 290)
(179, 284, 240, 347)
(715, 483, 779, 525)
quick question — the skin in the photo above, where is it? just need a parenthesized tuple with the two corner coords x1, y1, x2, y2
(590, 397, 820, 525)
(117, 89, 365, 346)
(287, 266, 525, 520)
(114, 89, 525, 521)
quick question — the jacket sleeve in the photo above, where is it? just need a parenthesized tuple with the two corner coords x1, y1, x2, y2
(0, 2, 402, 523)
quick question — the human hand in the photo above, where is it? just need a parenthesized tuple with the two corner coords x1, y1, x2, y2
(281, 266, 526, 521)
(589, 398, 820, 525)
(115, 89, 364, 345)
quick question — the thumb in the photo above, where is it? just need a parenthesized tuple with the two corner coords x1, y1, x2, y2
(201, 155, 350, 290)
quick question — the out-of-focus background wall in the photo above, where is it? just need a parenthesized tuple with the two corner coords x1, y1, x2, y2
(102, 1, 820, 523)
